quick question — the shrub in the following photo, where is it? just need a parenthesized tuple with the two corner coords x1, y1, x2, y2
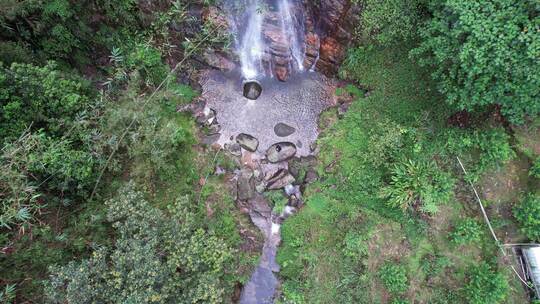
(530, 157, 540, 179)
(381, 159, 454, 214)
(378, 262, 409, 294)
(342, 231, 370, 260)
(0, 41, 32, 65)
(420, 253, 451, 277)
(46, 185, 236, 303)
(443, 127, 515, 179)
(463, 262, 508, 304)
(0, 62, 102, 226)
(358, 0, 425, 45)
(413, 0, 540, 123)
(513, 194, 540, 242)
(0, 62, 92, 141)
(450, 218, 484, 245)
(102, 87, 196, 184)
(265, 190, 288, 214)
(0, 0, 144, 63)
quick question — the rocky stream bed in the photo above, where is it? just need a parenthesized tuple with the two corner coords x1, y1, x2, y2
(180, 68, 350, 303)
(180, 0, 361, 301)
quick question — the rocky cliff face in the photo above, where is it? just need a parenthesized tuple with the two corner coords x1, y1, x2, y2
(305, 0, 362, 76)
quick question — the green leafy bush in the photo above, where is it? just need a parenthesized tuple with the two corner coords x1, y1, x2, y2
(420, 253, 451, 277)
(443, 127, 515, 179)
(450, 218, 484, 245)
(0, 62, 92, 141)
(0, 62, 101, 227)
(530, 157, 540, 179)
(46, 185, 236, 303)
(463, 262, 508, 304)
(381, 159, 454, 214)
(265, 190, 288, 214)
(513, 194, 540, 242)
(413, 0, 540, 123)
(0, 0, 145, 63)
(342, 231, 370, 260)
(102, 87, 196, 185)
(378, 262, 409, 294)
(0, 41, 32, 65)
(358, 0, 425, 45)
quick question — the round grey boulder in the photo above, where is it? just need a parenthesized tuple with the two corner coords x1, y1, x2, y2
(236, 133, 259, 152)
(266, 142, 297, 163)
(274, 122, 296, 137)
(243, 80, 262, 100)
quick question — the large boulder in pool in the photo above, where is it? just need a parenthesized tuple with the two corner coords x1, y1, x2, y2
(243, 80, 262, 100)
(266, 142, 297, 163)
(274, 122, 296, 137)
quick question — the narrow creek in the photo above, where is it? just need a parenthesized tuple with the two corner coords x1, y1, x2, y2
(195, 0, 342, 302)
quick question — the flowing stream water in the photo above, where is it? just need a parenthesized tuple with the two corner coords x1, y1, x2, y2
(224, 0, 305, 79)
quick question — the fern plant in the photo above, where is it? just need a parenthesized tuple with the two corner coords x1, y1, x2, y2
(381, 159, 454, 214)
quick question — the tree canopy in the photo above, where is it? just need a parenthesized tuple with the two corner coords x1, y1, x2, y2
(413, 0, 540, 123)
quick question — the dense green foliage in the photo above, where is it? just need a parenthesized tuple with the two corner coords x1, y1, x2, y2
(449, 218, 485, 245)
(463, 262, 509, 304)
(513, 194, 540, 242)
(443, 127, 515, 180)
(358, 0, 425, 45)
(377, 262, 409, 294)
(0, 0, 139, 64)
(1, 0, 538, 302)
(381, 159, 454, 214)
(0, 1, 247, 302)
(0, 62, 101, 228)
(0, 62, 92, 140)
(531, 157, 540, 178)
(413, 0, 540, 123)
(278, 41, 525, 303)
(46, 185, 235, 303)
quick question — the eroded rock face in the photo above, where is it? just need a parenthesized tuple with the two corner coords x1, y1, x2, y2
(203, 50, 236, 72)
(261, 12, 298, 81)
(238, 169, 256, 201)
(303, 32, 320, 70)
(307, 0, 362, 75)
(265, 169, 296, 190)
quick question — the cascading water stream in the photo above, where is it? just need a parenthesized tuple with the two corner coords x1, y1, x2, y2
(220, 0, 311, 302)
(277, 0, 305, 72)
(238, 2, 265, 79)
(224, 0, 306, 80)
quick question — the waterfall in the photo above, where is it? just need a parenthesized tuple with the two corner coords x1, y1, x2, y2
(224, 0, 306, 79)
(239, 2, 265, 79)
(278, 0, 305, 71)
(225, 0, 266, 79)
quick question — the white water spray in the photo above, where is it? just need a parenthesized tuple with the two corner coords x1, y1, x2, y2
(239, 3, 265, 79)
(225, 0, 306, 79)
(278, 0, 305, 71)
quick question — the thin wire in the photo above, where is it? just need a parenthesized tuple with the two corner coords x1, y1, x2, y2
(456, 156, 531, 287)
